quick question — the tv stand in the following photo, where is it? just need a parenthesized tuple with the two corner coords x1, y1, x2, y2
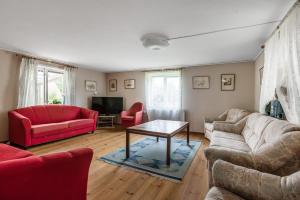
(98, 115, 116, 128)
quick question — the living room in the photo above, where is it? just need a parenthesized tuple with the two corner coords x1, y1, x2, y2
(0, 1, 299, 200)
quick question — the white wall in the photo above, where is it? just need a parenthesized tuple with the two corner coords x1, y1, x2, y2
(107, 62, 255, 132)
(254, 52, 264, 111)
(0, 49, 107, 141)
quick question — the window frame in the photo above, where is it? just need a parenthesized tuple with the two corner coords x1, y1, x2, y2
(36, 65, 64, 105)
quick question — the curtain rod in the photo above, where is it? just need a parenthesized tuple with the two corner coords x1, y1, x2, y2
(21, 54, 78, 69)
(142, 67, 183, 72)
(261, 1, 300, 49)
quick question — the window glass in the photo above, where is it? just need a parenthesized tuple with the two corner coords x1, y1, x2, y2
(36, 65, 64, 104)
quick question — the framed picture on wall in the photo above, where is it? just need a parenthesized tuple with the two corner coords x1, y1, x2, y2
(221, 74, 235, 91)
(259, 67, 264, 85)
(109, 79, 117, 92)
(192, 76, 210, 89)
(124, 79, 135, 89)
(85, 80, 97, 92)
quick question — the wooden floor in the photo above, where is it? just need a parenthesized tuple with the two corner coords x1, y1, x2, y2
(30, 128, 210, 200)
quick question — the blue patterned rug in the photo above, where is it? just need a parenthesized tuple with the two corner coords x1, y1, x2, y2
(99, 137, 201, 181)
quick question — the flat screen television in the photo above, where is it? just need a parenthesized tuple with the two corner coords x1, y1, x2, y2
(92, 97, 123, 115)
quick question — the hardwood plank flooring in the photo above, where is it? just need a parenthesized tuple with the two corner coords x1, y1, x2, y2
(29, 128, 209, 200)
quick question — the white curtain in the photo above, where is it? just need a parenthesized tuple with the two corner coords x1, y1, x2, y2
(145, 69, 183, 121)
(260, 4, 300, 124)
(63, 66, 76, 105)
(17, 58, 38, 108)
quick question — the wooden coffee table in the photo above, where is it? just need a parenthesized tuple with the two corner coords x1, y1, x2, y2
(125, 120, 190, 165)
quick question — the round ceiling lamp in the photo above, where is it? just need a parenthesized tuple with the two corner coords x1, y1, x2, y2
(141, 33, 169, 50)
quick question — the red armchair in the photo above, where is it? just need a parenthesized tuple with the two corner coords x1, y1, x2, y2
(0, 144, 93, 200)
(121, 102, 144, 127)
(8, 105, 98, 148)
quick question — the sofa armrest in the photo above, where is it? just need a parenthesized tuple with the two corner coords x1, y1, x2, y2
(204, 147, 255, 171)
(81, 108, 98, 131)
(212, 160, 285, 200)
(8, 111, 32, 147)
(81, 108, 98, 119)
(213, 117, 247, 134)
(134, 110, 143, 124)
(121, 110, 129, 118)
(0, 148, 93, 200)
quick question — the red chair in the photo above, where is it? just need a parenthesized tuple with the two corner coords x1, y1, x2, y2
(0, 144, 93, 200)
(121, 102, 144, 127)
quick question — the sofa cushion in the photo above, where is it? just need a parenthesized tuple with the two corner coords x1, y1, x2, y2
(15, 105, 81, 125)
(241, 113, 275, 150)
(32, 122, 69, 135)
(210, 132, 251, 153)
(0, 144, 33, 162)
(205, 187, 245, 200)
(213, 130, 245, 142)
(68, 119, 94, 129)
(225, 109, 249, 123)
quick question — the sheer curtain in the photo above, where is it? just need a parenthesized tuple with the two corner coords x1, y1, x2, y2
(17, 57, 38, 108)
(145, 69, 183, 121)
(63, 66, 76, 105)
(260, 4, 300, 124)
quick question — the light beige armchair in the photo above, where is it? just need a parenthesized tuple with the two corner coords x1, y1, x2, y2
(204, 108, 250, 140)
(205, 160, 300, 200)
(204, 113, 300, 187)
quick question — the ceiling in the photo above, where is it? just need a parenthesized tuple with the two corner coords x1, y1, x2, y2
(0, 0, 296, 72)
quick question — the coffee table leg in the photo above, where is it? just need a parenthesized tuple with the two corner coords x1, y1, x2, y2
(187, 124, 190, 145)
(157, 137, 159, 142)
(167, 137, 171, 166)
(126, 130, 130, 159)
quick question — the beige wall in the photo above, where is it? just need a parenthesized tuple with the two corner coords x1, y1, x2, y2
(107, 62, 255, 132)
(0, 51, 21, 142)
(75, 68, 106, 108)
(106, 71, 145, 109)
(254, 52, 264, 111)
(0, 49, 106, 141)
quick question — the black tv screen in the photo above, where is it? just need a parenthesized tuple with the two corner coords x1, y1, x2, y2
(92, 97, 123, 115)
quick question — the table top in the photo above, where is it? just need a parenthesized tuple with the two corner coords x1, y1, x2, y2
(127, 120, 189, 137)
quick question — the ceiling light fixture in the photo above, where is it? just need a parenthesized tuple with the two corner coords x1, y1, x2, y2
(141, 33, 169, 50)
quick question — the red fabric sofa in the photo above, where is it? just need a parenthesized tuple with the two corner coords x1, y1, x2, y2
(8, 105, 98, 148)
(121, 102, 144, 127)
(0, 144, 93, 200)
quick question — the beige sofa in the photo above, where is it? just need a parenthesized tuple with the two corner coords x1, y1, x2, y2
(204, 108, 250, 140)
(205, 160, 300, 200)
(204, 113, 300, 186)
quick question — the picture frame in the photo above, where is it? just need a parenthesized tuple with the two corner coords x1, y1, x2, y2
(259, 67, 264, 85)
(193, 76, 210, 89)
(109, 79, 117, 92)
(85, 80, 97, 92)
(124, 79, 135, 89)
(221, 74, 235, 91)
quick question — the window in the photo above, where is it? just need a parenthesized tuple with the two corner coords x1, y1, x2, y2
(145, 70, 182, 120)
(37, 65, 64, 104)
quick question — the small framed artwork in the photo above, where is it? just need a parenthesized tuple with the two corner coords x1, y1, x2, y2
(221, 74, 235, 91)
(259, 67, 264, 85)
(109, 79, 117, 92)
(85, 80, 97, 92)
(193, 76, 210, 89)
(124, 79, 135, 89)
